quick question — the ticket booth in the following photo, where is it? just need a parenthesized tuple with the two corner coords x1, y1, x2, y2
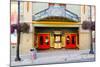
(37, 33, 50, 49)
(53, 31, 62, 48)
(65, 33, 77, 49)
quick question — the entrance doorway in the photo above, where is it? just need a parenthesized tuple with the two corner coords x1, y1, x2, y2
(65, 33, 77, 49)
(35, 27, 79, 49)
(53, 31, 62, 48)
(37, 33, 50, 49)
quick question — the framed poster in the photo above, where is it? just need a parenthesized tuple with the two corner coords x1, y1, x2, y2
(10, 0, 96, 66)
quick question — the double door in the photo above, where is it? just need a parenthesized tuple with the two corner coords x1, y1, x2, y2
(65, 33, 77, 48)
(37, 33, 77, 49)
(38, 33, 50, 49)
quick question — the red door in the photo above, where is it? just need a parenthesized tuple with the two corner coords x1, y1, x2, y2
(38, 33, 50, 49)
(65, 33, 77, 48)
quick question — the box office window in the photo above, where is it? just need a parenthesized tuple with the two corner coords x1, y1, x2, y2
(54, 35, 61, 43)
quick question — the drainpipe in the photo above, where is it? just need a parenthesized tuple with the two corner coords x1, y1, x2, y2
(15, 1, 21, 61)
(89, 5, 94, 54)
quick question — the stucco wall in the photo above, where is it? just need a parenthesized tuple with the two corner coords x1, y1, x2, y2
(20, 33, 33, 55)
(23, 2, 32, 23)
(79, 5, 92, 50)
(79, 27, 91, 50)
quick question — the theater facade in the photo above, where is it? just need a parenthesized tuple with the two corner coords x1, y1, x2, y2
(11, 1, 95, 54)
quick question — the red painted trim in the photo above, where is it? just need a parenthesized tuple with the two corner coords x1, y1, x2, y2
(59, 4, 66, 7)
(49, 3, 55, 6)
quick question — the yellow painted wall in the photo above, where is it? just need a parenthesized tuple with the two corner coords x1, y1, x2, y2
(50, 36, 54, 47)
(50, 35, 66, 48)
(62, 36, 66, 47)
(50, 35, 65, 48)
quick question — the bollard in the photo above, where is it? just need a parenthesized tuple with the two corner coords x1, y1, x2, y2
(30, 48, 37, 61)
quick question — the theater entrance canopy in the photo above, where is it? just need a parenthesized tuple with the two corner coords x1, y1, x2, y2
(32, 3, 80, 22)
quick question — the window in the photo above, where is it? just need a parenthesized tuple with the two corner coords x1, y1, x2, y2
(72, 36, 75, 44)
(54, 35, 61, 43)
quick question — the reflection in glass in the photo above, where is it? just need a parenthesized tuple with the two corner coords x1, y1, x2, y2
(45, 36, 49, 45)
(72, 36, 75, 44)
(40, 36, 43, 45)
(66, 36, 70, 45)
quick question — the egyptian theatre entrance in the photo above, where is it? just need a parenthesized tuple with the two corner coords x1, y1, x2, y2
(32, 3, 80, 50)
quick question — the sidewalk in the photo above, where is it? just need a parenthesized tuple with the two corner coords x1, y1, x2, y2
(10, 49, 95, 66)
